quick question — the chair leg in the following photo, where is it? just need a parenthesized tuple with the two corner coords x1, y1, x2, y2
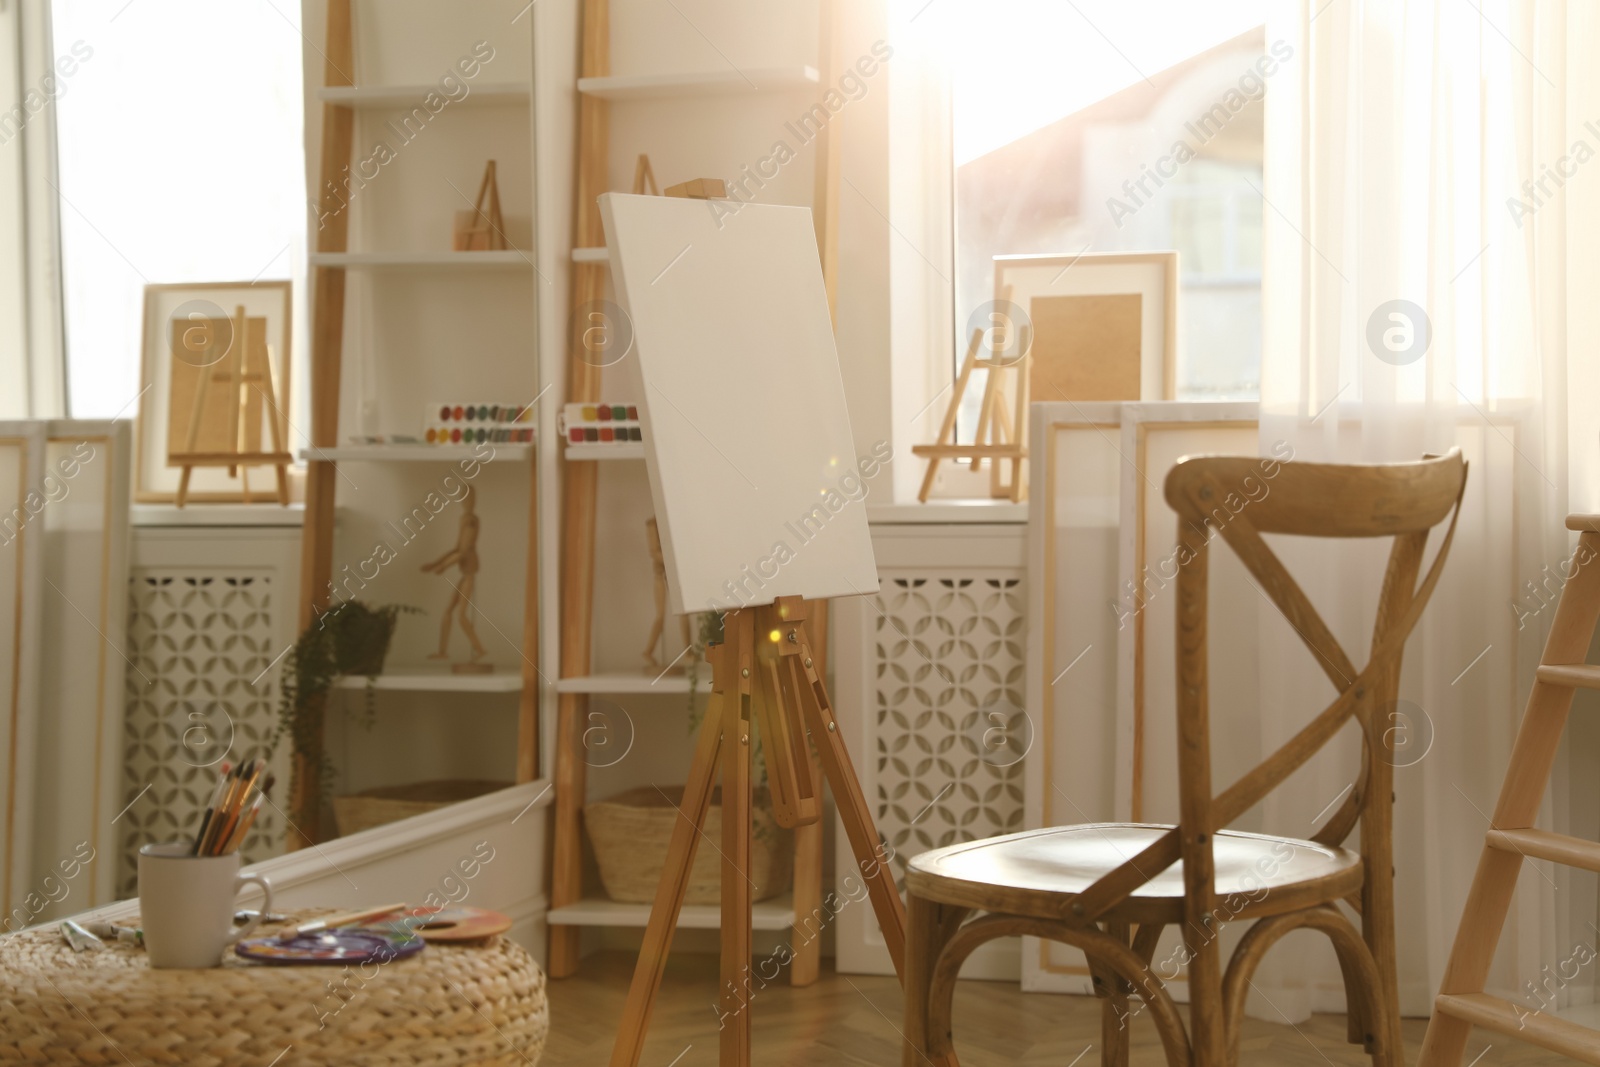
(904, 893, 968, 1067)
(1096, 922, 1132, 1067)
(903, 892, 937, 1067)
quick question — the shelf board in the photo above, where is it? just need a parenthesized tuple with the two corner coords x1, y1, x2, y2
(571, 246, 610, 264)
(318, 82, 530, 108)
(310, 250, 533, 270)
(564, 441, 644, 460)
(335, 666, 523, 693)
(548, 894, 794, 930)
(554, 673, 697, 694)
(577, 66, 819, 100)
(132, 503, 304, 528)
(301, 443, 532, 462)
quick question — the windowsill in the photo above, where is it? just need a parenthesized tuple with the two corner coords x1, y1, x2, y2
(132, 503, 306, 528)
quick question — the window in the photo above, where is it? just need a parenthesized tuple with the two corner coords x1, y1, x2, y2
(948, 0, 1270, 427)
(49, 0, 307, 419)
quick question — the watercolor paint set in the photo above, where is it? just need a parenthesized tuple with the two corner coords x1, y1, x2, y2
(561, 402, 642, 445)
(425, 401, 535, 445)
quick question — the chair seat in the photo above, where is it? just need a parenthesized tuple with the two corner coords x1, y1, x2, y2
(904, 823, 1364, 926)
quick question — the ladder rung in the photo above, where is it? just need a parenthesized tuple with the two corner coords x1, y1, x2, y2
(1487, 828, 1600, 872)
(1435, 993, 1600, 1064)
(1536, 664, 1600, 690)
(1565, 515, 1600, 532)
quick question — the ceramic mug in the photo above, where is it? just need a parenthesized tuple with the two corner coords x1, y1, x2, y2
(137, 843, 273, 968)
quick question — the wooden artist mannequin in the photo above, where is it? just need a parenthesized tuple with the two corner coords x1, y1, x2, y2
(421, 484, 490, 672)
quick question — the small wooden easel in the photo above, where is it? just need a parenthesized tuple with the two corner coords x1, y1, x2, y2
(610, 598, 955, 1067)
(911, 285, 1031, 503)
(631, 153, 659, 196)
(172, 303, 292, 508)
(453, 160, 508, 251)
(1420, 513, 1600, 1064)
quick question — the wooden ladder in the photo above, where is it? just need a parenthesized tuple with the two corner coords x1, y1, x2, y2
(1420, 514, 1600, 1064)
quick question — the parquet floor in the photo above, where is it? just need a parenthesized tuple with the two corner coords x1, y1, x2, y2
(541, 952, 1568, 1066)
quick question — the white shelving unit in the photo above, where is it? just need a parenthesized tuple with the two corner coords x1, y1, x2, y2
(576, 66, 818, 100)
(297, 0, 545, 841)
(548, 894, 796, 931)
(541, 0, 842, 980)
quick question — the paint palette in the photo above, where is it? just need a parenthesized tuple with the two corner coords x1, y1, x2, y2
(235, 927, 425, 965)
(377, 905, 514, 943)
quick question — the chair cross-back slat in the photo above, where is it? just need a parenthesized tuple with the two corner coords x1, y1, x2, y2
(1202, 503, 1358, 688)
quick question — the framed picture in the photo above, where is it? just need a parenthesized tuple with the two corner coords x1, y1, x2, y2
(135, 282, 293, 503)
(995, 250, 1177, 408)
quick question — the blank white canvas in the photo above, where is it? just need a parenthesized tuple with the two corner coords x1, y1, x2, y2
(600, 193, 879, 614)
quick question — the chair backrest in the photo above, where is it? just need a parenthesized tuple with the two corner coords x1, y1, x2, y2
(1070, 449, 1466, 923)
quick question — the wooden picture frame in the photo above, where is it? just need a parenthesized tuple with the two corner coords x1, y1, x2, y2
(995, 250, 1178, 413)
(135, 282, 293, 504)
(1022, 401, 1124, 993)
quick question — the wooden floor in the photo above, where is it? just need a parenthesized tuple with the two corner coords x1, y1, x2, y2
(542, 952, 1569, 1066)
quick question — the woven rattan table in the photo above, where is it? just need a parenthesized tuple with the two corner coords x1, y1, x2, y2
(0, 910, 548, 1066)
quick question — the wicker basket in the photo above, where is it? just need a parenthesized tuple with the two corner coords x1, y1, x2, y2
(334, 779, 511, 836)
(584, 786, 792, 904)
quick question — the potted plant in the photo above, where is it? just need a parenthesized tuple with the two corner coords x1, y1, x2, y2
(273, 601, 413, 841)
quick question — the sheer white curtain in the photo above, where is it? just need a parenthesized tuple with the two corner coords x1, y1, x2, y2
(1258, 0, 1600, 1017)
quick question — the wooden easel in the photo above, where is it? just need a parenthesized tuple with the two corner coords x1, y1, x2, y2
(611, 597, 954, 1067)
(631, 153, 658, 196)
(911, 285, 1030, 503)
(172, 303, 292, 508)
(453, 160, 508, 251)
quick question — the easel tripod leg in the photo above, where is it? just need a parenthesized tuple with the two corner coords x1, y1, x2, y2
(609, 695, 726, 1067)
(793, 635, 907, 976)
(720, 669, 754, 1067)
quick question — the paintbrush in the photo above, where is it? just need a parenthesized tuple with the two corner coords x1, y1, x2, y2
(290, 902, 408, 937)
(207, 758, 265, 856)
(202, 759, 255, 856)
(220, 791, 264, 855)
(190, 762, 235, 856)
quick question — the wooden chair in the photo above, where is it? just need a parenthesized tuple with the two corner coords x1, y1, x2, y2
(901, 449, 1468, 1067)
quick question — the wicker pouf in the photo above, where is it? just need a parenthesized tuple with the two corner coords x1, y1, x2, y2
(0, 909, 548, 1066)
